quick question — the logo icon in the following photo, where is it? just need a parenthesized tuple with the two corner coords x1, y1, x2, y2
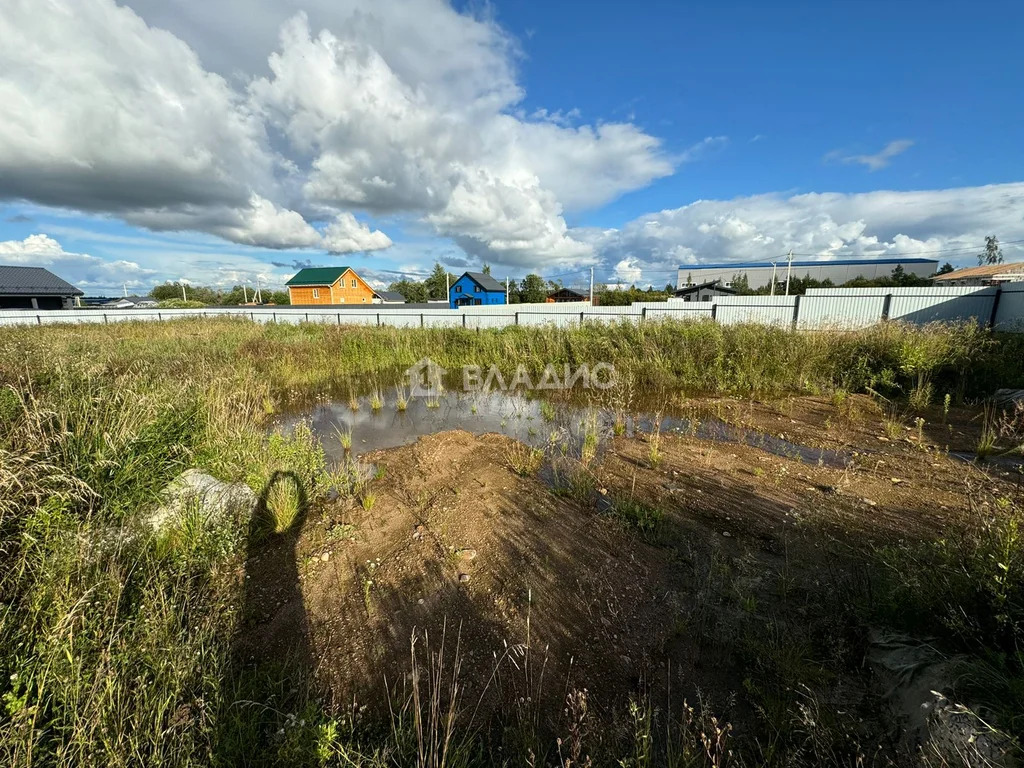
(406, 357, 447, 397)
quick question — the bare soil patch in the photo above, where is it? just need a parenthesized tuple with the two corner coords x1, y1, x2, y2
(239, 395, 1021, 748)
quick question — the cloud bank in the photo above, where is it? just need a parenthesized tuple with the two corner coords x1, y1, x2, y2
(579, 182, 1024, 284)
(0, 0, 673, 266)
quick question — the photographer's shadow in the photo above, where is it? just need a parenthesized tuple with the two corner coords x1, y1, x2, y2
(215, 470, 315, 765)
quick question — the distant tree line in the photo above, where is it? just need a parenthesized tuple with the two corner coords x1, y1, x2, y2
(387, 262, 677, 305)
(149, 283, 290, 306)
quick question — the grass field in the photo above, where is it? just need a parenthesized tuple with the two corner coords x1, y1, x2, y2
(1, 318, 1023, 766)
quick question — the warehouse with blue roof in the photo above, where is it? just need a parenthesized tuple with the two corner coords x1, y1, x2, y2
(677, 257, 939, 291)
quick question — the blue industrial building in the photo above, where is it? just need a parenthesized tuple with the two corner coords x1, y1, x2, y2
(449, 272, 506, 308)
(677, 257, 939, 291)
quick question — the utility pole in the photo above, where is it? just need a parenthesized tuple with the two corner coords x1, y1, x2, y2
(255, 275, 263, 304)
(243, 284, 249, 304)
(784, 250, 794, 297)
(123, 283, 128, 298)
(589, 267, 594, 304)
(446, 272, 450, 299)
(770, 262, 777, 297)
(505, 277, 509, 303)
(181, 282, 187, 301)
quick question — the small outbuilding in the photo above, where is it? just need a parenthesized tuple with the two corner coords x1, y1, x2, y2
(103, 295, 158, 309)
(449, 272, 506, 308)
(546, 288, 586, 303)
(672, 280, 736, 302)
(373, 290, 406, 304)
(0, 266, 83, 309)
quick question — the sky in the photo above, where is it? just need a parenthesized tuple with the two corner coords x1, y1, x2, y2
(1, 0, 1022, 295)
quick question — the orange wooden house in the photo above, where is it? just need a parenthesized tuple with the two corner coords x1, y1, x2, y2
(285, 266, 376, 305)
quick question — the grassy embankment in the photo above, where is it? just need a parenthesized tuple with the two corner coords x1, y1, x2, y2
(0, 318, 1022, 766)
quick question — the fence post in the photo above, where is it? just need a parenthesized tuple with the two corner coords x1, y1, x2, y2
(580, 311, 584, 325)
(791, 295, 801, 330)
(251, 311, 254, 322)
(880, 293, 893, 321)
(515, 312, 519, 326)
(337, 313, 341, 325)
(377, 312, 381, 327)
(989, 287, 1004, 329)
(103, 313, 108, 324)
(420, 313, 424, 329)
(462, 313, 466, 328)
(641, 307, 647, 323)
(710, 303, 717, 321)
(273, 311, 277, 323)
(36, 314, 41, 326)
(158, 312, 162, 321)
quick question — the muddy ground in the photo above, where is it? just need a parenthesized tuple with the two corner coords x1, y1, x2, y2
(239, 394, 1021, 758)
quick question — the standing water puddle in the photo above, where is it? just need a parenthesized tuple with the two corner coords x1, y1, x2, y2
(276, 391, 850, 469)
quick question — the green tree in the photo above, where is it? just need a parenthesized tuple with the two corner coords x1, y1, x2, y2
(518, 274, 548, 303)
(388, 279, 427, 303)
(424, 263, 457, 300)
(730, 273, 751, 294)
(220, 285, 247, 305)
(150, 282, 186, 301)
(268, 290, 290, 305)
(935, 262, 955, 275)
(482, 263, 492, 275)
(978, 235, 1004, 266)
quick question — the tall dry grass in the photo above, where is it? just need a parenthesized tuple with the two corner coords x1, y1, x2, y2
(0, 317, 1021, 765)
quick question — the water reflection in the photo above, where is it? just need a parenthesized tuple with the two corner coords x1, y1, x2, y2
(276, 390, 851, 468)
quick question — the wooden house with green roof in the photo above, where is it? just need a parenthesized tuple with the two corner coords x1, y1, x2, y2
(285, 266, 376, 305)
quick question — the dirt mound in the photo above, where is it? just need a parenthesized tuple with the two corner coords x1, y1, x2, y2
(246, 430, 673, 719)
(237, 403, 1018, 748)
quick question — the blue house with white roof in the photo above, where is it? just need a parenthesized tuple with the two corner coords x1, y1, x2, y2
(449, 272, 506, 308)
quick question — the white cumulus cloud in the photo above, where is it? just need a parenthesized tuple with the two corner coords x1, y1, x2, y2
(323, 213, 393, 254)
(0, 0, 673, 268)
(0, 234, 157, 292)
(579, 182, 1024, 285)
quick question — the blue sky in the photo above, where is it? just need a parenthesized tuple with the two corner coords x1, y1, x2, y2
(2, 0, 1022, 294)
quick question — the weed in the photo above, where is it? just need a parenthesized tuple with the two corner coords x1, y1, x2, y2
(610, 496, 663, 539)
(361, 492, 376, 512)
(581, 413, 599, 466)
(506, 442, 544, 476)
(370, 388, 384, 411)
(881, 404, 904, 440)
(539, 400, 556, 422)
(648, 416, 663, 469)
(978, 406, 999, 458)
(337, 427, 353, 453)
(395, 385, 409, 412)
(266, 479, 302, 533)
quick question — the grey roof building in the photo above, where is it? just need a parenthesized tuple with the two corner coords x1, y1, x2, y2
(0, 266, 83, 310)
(103, 295, 159, 309)
(464, 271, 506, 292)
(672, 280, 737, 302)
